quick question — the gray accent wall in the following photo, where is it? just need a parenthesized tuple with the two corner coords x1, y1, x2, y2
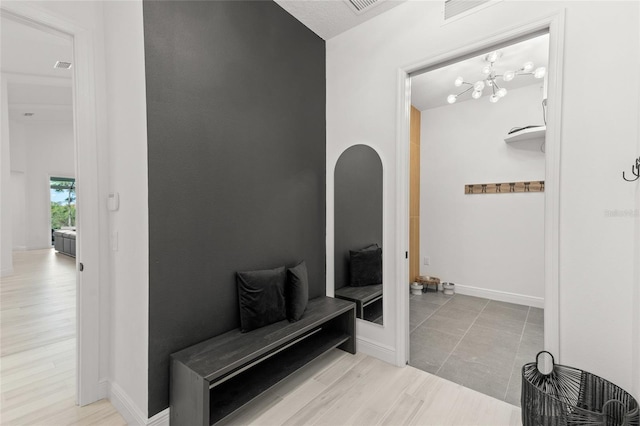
(143, 0, 326, 416)
(334, 145, 383, 289)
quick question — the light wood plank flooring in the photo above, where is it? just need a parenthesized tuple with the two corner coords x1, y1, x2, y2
(223, 349, 522, 425)
(0, 249, 126, 425)
(2, 249, 522, 425)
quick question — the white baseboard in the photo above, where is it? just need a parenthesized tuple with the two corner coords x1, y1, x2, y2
(109, 382, 148, 426)
(147, 408, 169, 426)
(12, 246, 28, 251)
(356, 336, 397, 364)
(0, 267, 13, 277)
(109, 381, 170, 426)
(453, 284, 544, 309)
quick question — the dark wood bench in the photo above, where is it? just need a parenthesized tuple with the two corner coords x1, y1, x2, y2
(334, 284, 382, 322)
(170, 296, 356, 425)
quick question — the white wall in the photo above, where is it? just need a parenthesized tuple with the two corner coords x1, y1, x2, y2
(0, 76, 12, 276)
(103, 1, 150, 422)
(9, 121, 75, 250)
(327, 0, 639, 396)
(420, 84, 545, 306)
(11, 171, 27, 249)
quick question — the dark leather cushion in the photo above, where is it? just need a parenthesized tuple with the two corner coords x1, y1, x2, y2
(349, 244, 382, 287)
(286, 261, 309, 322)
(237, 266, 286, 332)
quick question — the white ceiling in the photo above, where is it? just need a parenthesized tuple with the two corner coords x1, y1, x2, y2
(411, 34, 550, 111)
(1, 15, 73, 123)
(274, 0, 406, 40)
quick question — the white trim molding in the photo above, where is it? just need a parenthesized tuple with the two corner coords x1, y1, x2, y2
(453, 285, 544, 309)
(395, 10, 566, 366)
(357, 336, 397, 365)
(109, 382, 148, 426)
(109, 382, 169, 426)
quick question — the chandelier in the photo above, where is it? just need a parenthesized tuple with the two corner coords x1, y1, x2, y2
(447, 50, 546, 104)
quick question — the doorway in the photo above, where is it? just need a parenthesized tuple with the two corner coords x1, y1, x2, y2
(0, 3, 104, 407)
(395, 13, 565, 404)
(407, 33, 548, 405)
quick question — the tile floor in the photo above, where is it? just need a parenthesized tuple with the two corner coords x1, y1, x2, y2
(409, 291, 543, 406)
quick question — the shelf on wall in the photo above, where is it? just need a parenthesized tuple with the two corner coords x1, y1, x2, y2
(504, 125, 546, 143)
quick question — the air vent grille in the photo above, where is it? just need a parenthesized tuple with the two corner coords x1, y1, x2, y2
(54, 61, 72, 69)
(444, 0, 490, 20)
(348, 0, 380, 13)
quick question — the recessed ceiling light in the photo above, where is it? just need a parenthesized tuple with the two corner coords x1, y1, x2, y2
(24, 113, 34, 117)
(54, 61, 72, 69)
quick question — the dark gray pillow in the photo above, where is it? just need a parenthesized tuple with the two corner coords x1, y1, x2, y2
(286, 261, 309, 322)
(237, 266, 286, 332)
(349, 244, 382, 287)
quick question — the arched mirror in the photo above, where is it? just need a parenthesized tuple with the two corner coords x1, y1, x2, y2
(334, 145, 383, 325)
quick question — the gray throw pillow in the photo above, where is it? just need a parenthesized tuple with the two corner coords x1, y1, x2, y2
(349, 244, 382, 287)
(237, 266, 286, 332)
(287, 261, 309, 322)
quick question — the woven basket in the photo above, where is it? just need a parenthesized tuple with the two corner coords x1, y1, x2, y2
(522, 351, 639, 426)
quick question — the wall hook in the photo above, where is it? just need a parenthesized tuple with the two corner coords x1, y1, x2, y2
(623, 156, 640, 182)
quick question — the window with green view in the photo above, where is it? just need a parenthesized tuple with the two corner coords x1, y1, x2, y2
(50, 177, 76, 230)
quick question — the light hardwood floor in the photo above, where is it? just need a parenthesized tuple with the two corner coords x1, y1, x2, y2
(0, 249, 126, 426)
(2, 249, 522, 425)
(225, 349, 522, 426)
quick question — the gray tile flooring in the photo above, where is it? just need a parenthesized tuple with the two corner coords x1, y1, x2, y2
(409, 292, 543, 406)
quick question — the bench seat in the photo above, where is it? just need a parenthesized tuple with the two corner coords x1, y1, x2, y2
(170, 296, 356, 425)
(334, 284, 382, 321)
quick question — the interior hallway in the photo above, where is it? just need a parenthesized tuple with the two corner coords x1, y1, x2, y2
(1, 250, 523, 425)
(410, 292, 544, 406)
(0, 249, 125, 425)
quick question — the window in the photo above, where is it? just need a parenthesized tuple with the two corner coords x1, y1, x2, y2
(50, 177, 76, 230)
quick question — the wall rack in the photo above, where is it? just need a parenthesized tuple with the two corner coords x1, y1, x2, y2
(465, 180, 545, 194)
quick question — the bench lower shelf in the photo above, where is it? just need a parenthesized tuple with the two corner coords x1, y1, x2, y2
(170, 296, 356, 426)
(210, 327, 349, 424)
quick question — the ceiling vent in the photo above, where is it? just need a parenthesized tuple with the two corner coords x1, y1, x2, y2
(24, 113, 34, 117)
(444, 0, 491, 20)
(54, 61, 72, 70)
(346, 0, 384, 15)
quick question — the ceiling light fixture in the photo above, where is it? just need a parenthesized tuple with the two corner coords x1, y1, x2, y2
(447, 50, 546, 104)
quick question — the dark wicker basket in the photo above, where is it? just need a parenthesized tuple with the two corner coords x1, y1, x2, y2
(522, 351, 639, 426)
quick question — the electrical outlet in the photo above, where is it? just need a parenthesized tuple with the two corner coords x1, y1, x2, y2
(424, 256, 430, 266)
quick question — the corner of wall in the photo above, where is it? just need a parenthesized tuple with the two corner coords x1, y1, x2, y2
(109, 382, 163, 426)
(356, 336, 397, 365)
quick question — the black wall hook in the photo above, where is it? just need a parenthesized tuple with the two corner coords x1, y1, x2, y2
(623, 157, 640, 182)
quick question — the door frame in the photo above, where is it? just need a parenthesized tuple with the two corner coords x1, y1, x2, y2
(0, 3, 103, 405)
(395, 11, 566, 366)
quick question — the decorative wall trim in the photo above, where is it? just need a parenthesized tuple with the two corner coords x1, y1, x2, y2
(453, 284, 544, 309)
(109, 382, 147, 426)
(356, 336, 397, 364)
(465, 180, 545, 194)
